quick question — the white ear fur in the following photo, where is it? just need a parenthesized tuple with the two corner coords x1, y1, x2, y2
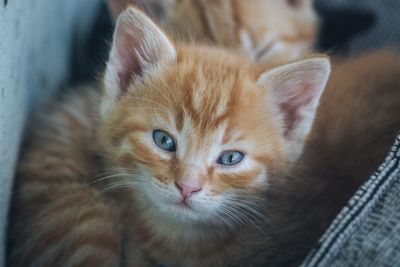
(257, 57, 331, 162)
(103, 7, 176, 114)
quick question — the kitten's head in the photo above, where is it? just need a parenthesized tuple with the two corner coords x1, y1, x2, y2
(107, 0, 318, 65)
(99, 7, 330, 226)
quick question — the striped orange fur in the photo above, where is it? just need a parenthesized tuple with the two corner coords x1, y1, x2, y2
(8, 5, 400, 267)
(8, 87, 123, 266)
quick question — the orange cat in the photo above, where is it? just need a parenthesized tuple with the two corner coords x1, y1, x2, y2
(8, 7, 329, 267)
(8, 6, 400, 267)
(107, 0, 318, 65)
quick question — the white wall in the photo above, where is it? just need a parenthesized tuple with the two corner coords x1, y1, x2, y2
(0, 0, 101, 265)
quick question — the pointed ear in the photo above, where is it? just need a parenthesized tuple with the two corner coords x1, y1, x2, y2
(104, 7, 176, 98)
(258, 57, 331, 162)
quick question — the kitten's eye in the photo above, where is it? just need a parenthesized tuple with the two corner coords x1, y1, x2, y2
(153, 130, 176, 152)
(217, 151, 244, 166)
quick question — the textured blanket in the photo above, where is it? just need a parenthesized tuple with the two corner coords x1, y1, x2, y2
(302, 134, 400, 267)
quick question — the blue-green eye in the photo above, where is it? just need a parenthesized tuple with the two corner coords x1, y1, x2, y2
(153, 130, 176, 152)
(217, 151, 244, 166)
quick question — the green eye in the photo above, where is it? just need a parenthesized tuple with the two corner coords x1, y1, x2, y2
(217, 151, 244, 166)
(153, 130, 176, 152)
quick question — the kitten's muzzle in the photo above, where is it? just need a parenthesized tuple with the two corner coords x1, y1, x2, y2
(175, 181, 202, 199)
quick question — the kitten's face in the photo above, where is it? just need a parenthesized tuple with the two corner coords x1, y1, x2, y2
(103, 48, 286, 223)
(100, 7, 330, 226)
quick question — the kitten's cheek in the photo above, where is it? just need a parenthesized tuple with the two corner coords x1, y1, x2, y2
(189, 192, 223, 213)
(144, 181, 181, 205)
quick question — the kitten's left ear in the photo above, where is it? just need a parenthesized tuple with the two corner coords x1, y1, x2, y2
(257, 57, 331, 162)
(103, 7, 176, 114)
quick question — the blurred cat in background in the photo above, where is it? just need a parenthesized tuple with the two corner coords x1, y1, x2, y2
(107, 0, 319, 65)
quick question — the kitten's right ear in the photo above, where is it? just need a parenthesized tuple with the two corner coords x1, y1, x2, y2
(257, 57, 331, 162)
(104, 7, 176, 99)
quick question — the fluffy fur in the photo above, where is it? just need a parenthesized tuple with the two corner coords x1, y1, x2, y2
(7, 6, 400, 267)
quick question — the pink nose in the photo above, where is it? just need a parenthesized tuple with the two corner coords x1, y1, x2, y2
(175, 181, 202, 198)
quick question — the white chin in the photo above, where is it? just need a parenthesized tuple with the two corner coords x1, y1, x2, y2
(143, 191, 215, 223)
(161, 201, 218, 224)
(166, 203, 203, 221)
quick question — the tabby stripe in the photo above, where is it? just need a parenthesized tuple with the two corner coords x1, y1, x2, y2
(16, 202, 118, 266)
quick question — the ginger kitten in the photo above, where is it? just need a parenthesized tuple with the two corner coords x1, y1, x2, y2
(8, 7, 329, 267)
(8, 6, 400, 267)
(107, 0, 318, 65)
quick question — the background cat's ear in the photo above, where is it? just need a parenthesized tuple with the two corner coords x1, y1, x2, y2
(258, 57, 331, 162)
(104, 7, 176, 97)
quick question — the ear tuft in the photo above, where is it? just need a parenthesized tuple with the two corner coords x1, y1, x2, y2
(104, 7, 176, 97)
(258, 57, 331, 161)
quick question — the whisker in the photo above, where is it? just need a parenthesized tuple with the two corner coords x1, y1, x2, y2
(89, 179, 146, 200)
(126, 96, 170, 114)
(149, 84, 173, 106)
(222, 199, 268, 238)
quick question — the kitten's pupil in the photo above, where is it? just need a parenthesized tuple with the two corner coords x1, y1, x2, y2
(153, 130, 176, 152)
(217, 151, 244, 166)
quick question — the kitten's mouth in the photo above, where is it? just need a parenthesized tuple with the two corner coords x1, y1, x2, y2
(175, 200, 194, 210)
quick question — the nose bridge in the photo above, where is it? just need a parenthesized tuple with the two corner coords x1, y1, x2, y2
(177, 149, 206, 188)
(176, 129, 212, 185)
(175, 162, 205, 198)
(176, 161, 205, 187)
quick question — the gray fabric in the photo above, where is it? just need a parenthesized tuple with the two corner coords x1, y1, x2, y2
(302, 135, 400, 267)
(299, 2, 400, 266)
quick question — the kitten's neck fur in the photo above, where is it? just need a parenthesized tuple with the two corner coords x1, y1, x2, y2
(119, 190, 262, 267)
